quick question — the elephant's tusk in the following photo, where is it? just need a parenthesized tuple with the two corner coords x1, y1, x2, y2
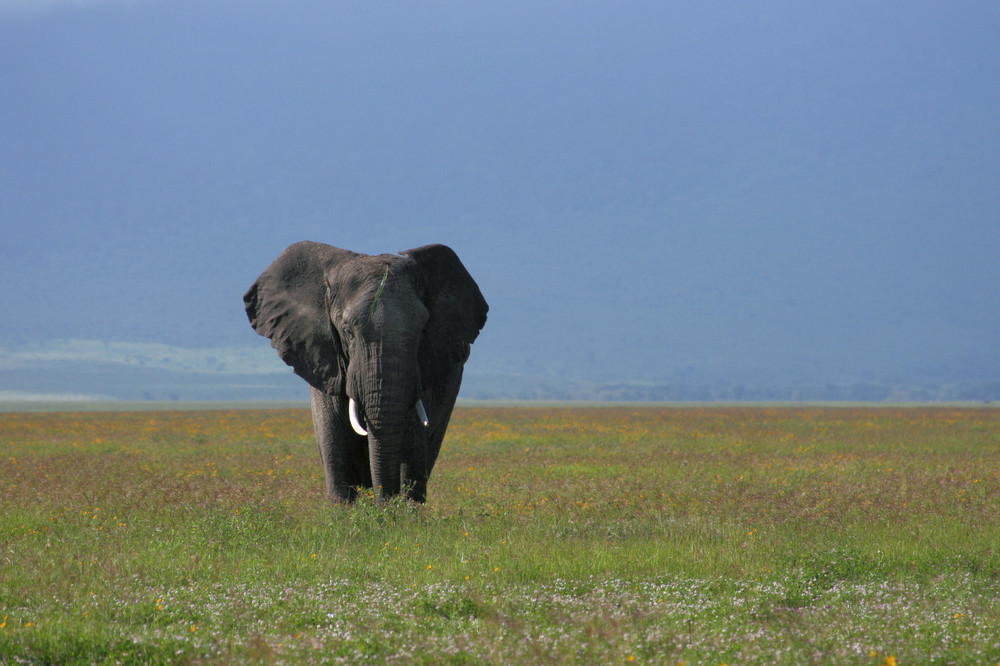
(415, 399, 429, 427)
(348, 398, 368, 436)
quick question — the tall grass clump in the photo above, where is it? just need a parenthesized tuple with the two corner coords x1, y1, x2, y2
(2, 406, 999, 663)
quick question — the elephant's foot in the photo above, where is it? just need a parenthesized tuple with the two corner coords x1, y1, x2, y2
(328, 486, 360, 504)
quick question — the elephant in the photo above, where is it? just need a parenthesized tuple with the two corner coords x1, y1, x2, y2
(244, 242, 487, 503)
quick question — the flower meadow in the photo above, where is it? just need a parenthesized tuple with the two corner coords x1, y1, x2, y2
(2, 405, 999, 664)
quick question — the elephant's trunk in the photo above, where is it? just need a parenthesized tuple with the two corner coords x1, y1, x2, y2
(363, 395, 415, 498)
(348, 348, 427, 500)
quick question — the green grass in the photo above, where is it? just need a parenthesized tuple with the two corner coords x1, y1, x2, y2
(2, 406, 999, 663)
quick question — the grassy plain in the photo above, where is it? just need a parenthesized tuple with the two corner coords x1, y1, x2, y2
(2, 405, 999, 664)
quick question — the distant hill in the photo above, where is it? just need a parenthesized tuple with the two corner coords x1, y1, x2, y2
(1, 340, 997, 404)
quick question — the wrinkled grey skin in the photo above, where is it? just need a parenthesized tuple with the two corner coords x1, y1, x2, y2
(244, 242, 487, 503)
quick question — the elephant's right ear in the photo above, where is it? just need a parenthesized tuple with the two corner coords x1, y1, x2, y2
(244, 241, 358, 396)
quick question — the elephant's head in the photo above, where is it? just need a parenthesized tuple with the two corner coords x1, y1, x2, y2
(244, 242, 487, 501)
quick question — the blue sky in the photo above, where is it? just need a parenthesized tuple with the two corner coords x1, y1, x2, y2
(1, 0, 998, 399)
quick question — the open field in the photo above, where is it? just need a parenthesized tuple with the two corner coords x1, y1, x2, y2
(2, 406, 999, 664)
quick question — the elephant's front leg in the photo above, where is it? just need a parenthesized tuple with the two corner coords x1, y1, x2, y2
(310, 386, 368, 503)
(400, 425, 429, 503)
(416, 365, 465, 491)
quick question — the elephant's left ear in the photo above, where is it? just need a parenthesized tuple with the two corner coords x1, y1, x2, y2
(401, 244, 488, 382)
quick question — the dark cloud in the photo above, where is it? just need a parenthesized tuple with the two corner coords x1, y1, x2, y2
(2, 0, 998, 393)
